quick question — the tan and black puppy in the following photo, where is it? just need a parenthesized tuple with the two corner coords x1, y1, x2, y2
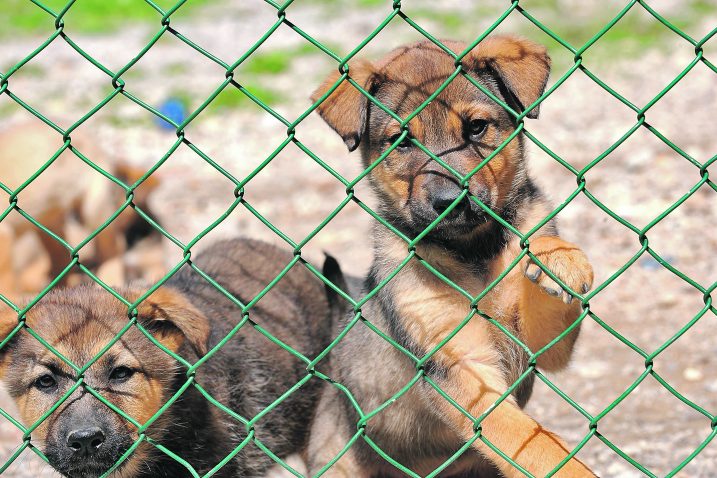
(0, 238, 332, 478)
(308, 37, 595, 477)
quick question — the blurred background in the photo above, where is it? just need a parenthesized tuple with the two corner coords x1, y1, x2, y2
(0, 0, 716, 476)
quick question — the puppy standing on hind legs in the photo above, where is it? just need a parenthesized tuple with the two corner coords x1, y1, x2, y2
(308, 36, 596, 477)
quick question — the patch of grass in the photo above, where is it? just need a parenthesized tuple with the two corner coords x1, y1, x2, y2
(0, 100, 16, 118)
(165, 62, 189, 76)
(601, 18, 676, 48)
(0, 0, 213, 38)
(210, 82, 285, 111)
(546, 15, 666, 51)
(169, 82, 285, 115)
(301, 0, 388, 8)
(690, 0, 715, 16)
(389, 3, 709, 68)
(105, 114, 151, 128)
(518, 3, 709, 68)
(117, 66, 145, 81)
(15, 63, 45, 77)
(358, 0, 388, 7)
(243, 50, 295, 76)
(243, 43, 322, 76)
(408, 8, 469, 34)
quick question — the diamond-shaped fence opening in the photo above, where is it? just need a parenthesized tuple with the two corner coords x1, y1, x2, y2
(0, 0, 715, 477)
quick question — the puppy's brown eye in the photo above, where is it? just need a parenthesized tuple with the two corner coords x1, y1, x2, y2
(35, 374, 57, 391)
(467, 119, 488, 141)
(109, 366, 135, 383)
(388, 133, 412, 150)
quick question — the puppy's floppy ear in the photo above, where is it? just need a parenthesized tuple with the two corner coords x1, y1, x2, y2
(311, 59, 376, 152)
(465, 35, 551, 119)
(134, 287, 210, 357)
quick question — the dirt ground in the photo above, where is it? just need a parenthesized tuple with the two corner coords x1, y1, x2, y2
(0, 1, 716, 476)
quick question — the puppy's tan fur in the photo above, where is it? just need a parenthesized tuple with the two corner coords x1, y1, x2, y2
(308, 37, 595, 477)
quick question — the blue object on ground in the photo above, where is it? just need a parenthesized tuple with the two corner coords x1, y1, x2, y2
(156, 98, 186, 130)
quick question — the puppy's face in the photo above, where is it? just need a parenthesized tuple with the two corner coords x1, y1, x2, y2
(312, 37, 550, 241)
(0, 286, 209, 478)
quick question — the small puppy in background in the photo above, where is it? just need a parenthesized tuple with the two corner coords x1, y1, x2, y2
(0, 122, 160, 300)
(308, 36, 595, 477)
(0, 238, 332, 477)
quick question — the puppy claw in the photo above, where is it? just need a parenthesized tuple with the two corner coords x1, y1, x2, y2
(525, 264, 542, 282)
(525, 236, 594, 305)
(544, 286, 561, 297)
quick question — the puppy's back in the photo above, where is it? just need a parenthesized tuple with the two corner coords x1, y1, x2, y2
(163, 239, 332, 474)
(169, 238, 332, 357)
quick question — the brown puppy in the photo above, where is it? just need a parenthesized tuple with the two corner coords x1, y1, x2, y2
(307, 37, 595, 477)
(0, 238, 332, 477)
(0, 122, 161, 298)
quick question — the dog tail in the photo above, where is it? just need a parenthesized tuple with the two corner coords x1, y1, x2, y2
(322, 253, 348, 315)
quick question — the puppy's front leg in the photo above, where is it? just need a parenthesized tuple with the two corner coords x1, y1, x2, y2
(307, 386, 368, 477)
(430, 355, 594, 477)
(520, 235, 594, 371)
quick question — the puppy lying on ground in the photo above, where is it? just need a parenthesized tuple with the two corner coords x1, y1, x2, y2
(0, 238, 332, 477)
(307, 36, 595, 477)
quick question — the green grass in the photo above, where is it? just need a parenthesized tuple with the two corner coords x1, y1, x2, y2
(302, 0, 391, 11)
(357, 0, 387, 7)
(208, 82, 285, 111)
(369, 2, 710, 68)
(242, 43, 324, 75)
(0, 0, 213, 39)
(0, 99, 16, 118)
(170, 81, 284, 114)
(118, 66, 146, 81)
(15, 63, 45, 77)
(690, 0, 716, 15)
(408, 9, 470, 34)
(165, 62, 189, 75)
(105, 113, 150, 128)
(530, 1, 709, 67)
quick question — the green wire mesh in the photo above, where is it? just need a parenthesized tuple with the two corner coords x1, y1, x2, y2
(0, 0, 715, 477)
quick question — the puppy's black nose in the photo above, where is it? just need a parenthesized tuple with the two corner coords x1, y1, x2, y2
(430, 187, 465, 216)
(67, 427, 105, 455)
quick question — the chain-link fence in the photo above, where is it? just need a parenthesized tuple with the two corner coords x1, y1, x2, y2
(0, 0, 716, 477)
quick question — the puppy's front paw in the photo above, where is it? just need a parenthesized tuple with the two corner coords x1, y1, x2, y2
(524, 236, 593, 304)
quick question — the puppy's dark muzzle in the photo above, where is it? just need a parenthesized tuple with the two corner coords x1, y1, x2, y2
(430, 187, 469, 218)
(67, 427, 105, 457)
(46, 398, 132, 478)
(52, 426, 128, 478)
(425, 178, 490, 224)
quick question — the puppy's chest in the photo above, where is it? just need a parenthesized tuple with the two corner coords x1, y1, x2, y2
(389, 262, 515, 356)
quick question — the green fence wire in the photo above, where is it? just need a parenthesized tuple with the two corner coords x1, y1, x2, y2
(0, 0, 715, 477)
